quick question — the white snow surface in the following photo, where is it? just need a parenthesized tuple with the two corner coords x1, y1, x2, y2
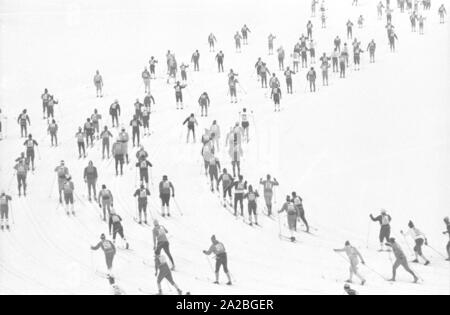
(0, 0, 449, 295)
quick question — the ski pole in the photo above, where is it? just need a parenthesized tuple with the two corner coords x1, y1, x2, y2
(277, 211, 282, 237)
(205, 255, 215, 274)
(426, 245, 447, 259)
(363, 263, 388, 281)
(401, 233, 414, 257)
(173, 198, 184, 216)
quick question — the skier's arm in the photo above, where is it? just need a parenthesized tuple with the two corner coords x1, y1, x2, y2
(182, 117, 189, 125)
(91, 242, 101, 250)
(356, 248, 365, 263)
(27, 115, 31, 125)
(333, 248, 345, 252)
(170, 183, 175, 197)
(203, 244, 215, 255)
(108, 216, 113, 235)
(83, 168, 87, 181)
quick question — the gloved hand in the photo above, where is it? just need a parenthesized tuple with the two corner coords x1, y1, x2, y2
(203, 250, 207, 255)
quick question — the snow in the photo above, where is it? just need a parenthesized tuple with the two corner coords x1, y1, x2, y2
(0, 0, 449, 295)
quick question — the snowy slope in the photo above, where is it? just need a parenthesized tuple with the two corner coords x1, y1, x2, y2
(0, 0, 449, 295)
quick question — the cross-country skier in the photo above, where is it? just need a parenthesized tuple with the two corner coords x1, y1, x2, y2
(100, 127, 113, 159)
(183, 114, 198, 143)
(292, 51, 300, 72)
(98, 185, 113, 221)
(401, 221, 430, 265)
(153, 219, 175, 269)
(259, 175, 279, 216)
(309, 39, 316, 64)
(191, 50, 200, 72)
(46, 95, 58, 119)
(410, 11, 418, 32)
(109, 210, 128, 248)
(109, 100, 121, 128)
(142, 67, 151, 93)
(23, 134, 38, 171)
(133, 98, 143, 120)
(93, 70, 103, 98)
(144, 92, 155, 111)
(358, 15, 364, 28)
(259, 63, 271, 88)
(198, 92, 210, 117)
(306, 20, 314, 39)
(47, 119, 58, 146)
(386, 7, 393, 23)
(241, 24, 251, 45)
(292, 192, 309, 232)
(311, 0, 319, 16)
(229, 140, 242, 178)
(234, 32, 242, 53)
(306, 67, 317, 92)
(271, 85, 282, 112)
(339, 51, 347, 78)
(159, 176, 175, 217)
(215, 51, 224, 72)
(370, 210, 392, 251)
(346, 20, 354, 39)
(387, 27, 398, 53)
(91, 109, 102, 140)
(378, 1, 385, 19)
(284, 67, 295, 94)
(54, 161, 69, 203)
(62, 175, 75, 216)
(418, 15, 426, 34)
(268, 34, 276, 55)
(244, 185, 259, 226)
(367, 40, 377, 63)
(218, 169, 234, 206)
(149, 56, 158, 79)
(279, 196, 298, 242)
(134, 184, 151, 224)
(208, 33, 217, 52)
(386, 238, 419, 283)
(439, 4, 447, 23)
(210, 120, 221, 152)
(277, 47, 285, 71)
(136, 145, 149, 162)
(0, 191, 12, 230)
(75, 127, 86, 158)
(228, 75, 239, 103)
(17, 109, 31, 138)
(14, 159, 29, 197)
(321, 11, 327, 28)
(269, 74, 280, 91)
(240, 109, 250, 143)
(208, 153, 221, 192)
(84, 161, 98, 202)
(129, 115, 142, 147)
(41, 88, 50, 119)
(84, 118, 95, 148)
(300, 45, 309, 68)
(179, 63, 189, 83)
(136, 158, 153, 187)
(203, 235, 233, 285)
(334, 241, 366, 285)
(320, 53, 331, 86)
(112, 139, 125, 176)
(154, 253, 182, 295)
(174, 81, 186, 110)
(342, 43, 350, 67)
(118, 128, 129, 164)
(230, 175, 247, 216)
(443, 217, 450, 261)
(91, 234, 116, 277)
(353, 45, 364, 71)
(332, 48, 339, 72)
(334, 36, 342, 52)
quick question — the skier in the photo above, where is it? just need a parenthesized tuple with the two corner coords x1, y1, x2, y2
(292, 51, 300, 72)
(241, 24, 251, 45)
(370, 210, 392, 251)
(149, 56, 158, 79)
(154, 253, 183, 295)
(93, 70, 103, 98)
(46, 95, 58, 119)
(109, 100, 121, 128)
(306, 20, 313, 39)
(311, 0, 319, 17)
(100, 126, 113, 159)
(98, 185, 114, 221)
(118, 128, 129, 164)
(306, 67, 317, 92)
(334, 35, 342, 52)
(129, 115, 142, 147)
(218, 169, 234, 206)
(136, 157, 153, 187)
(378, 1, 385, 19)
(277, 46, 285, 71)
(208, 153, 221, 192)
(133, 184, 151, 224)
(174, 81, 186, 110)
(159, 176, 175, 217)
(215, 51, 225, 72)
(136, 145, 149, 162)
(183, 114, 198, 143)
(91, 234, 116, 277)
(109, 210, 129, 248)
(153, 219, 175, 269)
(41, 88, 50, 119)
(75, 127, 86, 159)
(84, 161, 98, 202)
(62, 175, 75, 216)
(142, 67, 151, 93)
(284, 67, 295, 94)
(321, 11, 327, 28)
(244, 185, 259, 226)
(443, 217, 450, 261)
(438, 4, 447, 23)
(234, 32, 242, 53)
(180, 63, 189, 82)
(386, 238, 419, 283)
(23, 134, 38, 171)
(191, 50, 200, 71)
(271, 85, 282, 112)
(167, 52, 178, 84)
(230, 175, 247, 216)
(353, 45, 364, 71)
(208, 33, 217, 52)
(358, 15, 364, 28)
(300, 45, 309, 69)
(54, 161, 69, 203)
(229, 139, 242, 177)
(14, 159, 29, 197)
(410, 11, 418, 32)
(346, 20, 354, 39)
(198, 92, 210, 117)
(332, 48, 339, 72)
(144, 92, 155, 111)
(91, 109, 102, 140)
(401, 221, 430, 265)
(46, 119, 58, 147)
(259, 175, 279, 216)
(333, 241, 366, 285)
(309, 39, 316, 64)
(134, 98, 143, 120)
(240, 109, 251, 143)
(210, 120, 221, 152)
(278, 196, 298, 242)
(228, 75, 239, 103)
(339, 51, 347, 78)
(388, 30, 398, 52)
(17, 109, 31, 138)
(292, 192, 310, 233)
(343, 43, 350, 67)
(268, 34, 276, 55)
(259, 63, 271, 88)
(203, 235, 233, 285)
(367, 40, 377, 63)
(0, 190, 12, 230)
(269, 73, 280, 90)
(320, 53, 331, 86)
(112, 139, 125, 176)
(418, 15, 426, 34)
(84, 118, 95, 148)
